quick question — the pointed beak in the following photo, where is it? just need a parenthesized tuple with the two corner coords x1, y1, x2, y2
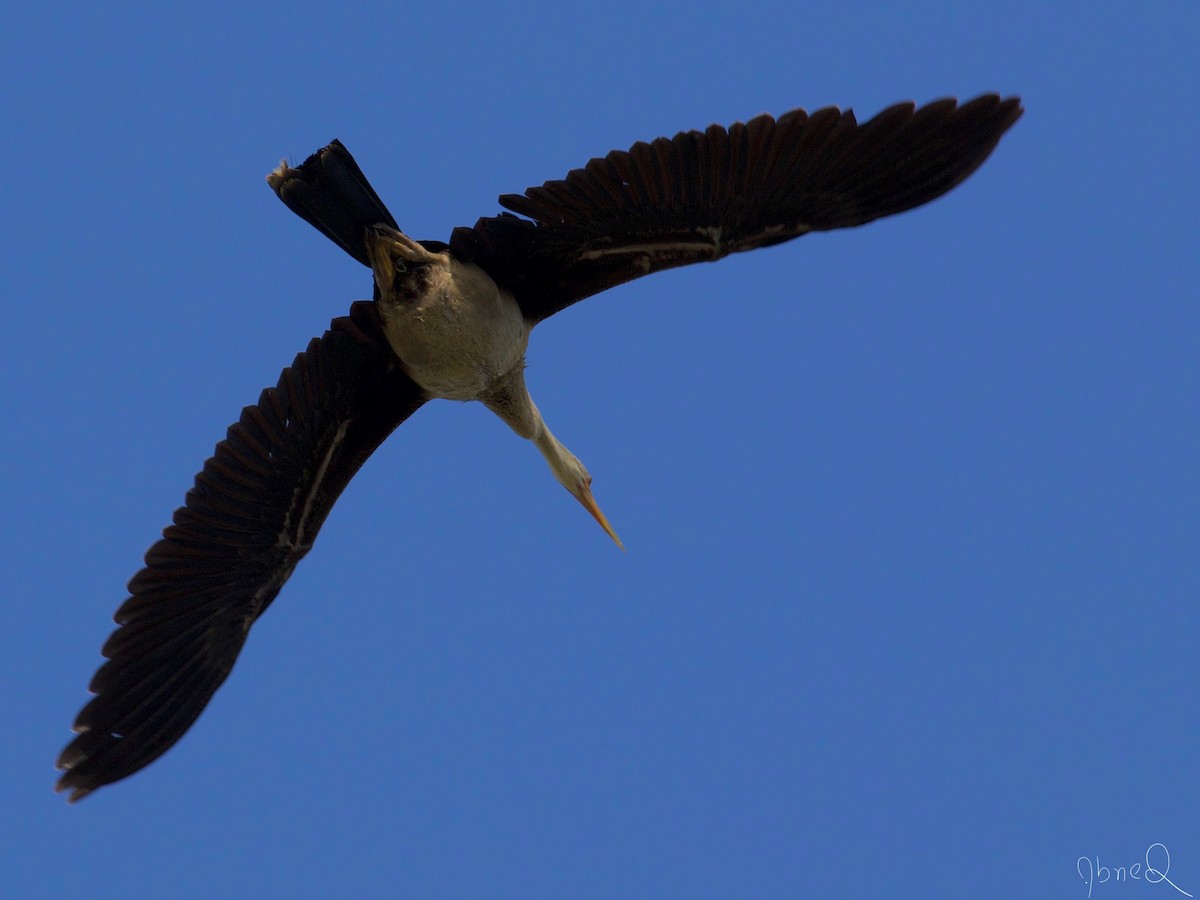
(572, 481, 625, 551)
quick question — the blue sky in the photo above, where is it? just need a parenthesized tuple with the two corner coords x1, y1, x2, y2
(4, 2, 1197, 898)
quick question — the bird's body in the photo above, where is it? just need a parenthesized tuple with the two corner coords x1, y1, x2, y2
(365, 225, 615, 539)
(371, 232, 526, 404)
(58, 94, 1023, 801)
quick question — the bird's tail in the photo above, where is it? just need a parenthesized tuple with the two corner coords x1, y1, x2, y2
(267, 140, 398, 267)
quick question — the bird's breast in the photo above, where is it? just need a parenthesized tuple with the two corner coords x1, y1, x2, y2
(378, 262, 529, 402)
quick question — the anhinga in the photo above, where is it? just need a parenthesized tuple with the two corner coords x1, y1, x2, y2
(57, 94, 1022, 800)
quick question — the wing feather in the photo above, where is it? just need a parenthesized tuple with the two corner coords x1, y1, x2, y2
(56, 301, 425, 801)
(451, 95, 1022, 323)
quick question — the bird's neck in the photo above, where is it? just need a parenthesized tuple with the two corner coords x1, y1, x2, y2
(480, 364, 540, 440)
(479, 370, 576, 489)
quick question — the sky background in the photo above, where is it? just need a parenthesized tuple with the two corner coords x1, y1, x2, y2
(3, 2, 1197, 898)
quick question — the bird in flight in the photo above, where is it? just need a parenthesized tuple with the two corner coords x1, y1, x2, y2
(57, 94, 1022, 801)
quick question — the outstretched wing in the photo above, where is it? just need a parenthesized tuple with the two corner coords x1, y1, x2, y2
(450, 94, 1022, 324)
(57, 301, 425, 801)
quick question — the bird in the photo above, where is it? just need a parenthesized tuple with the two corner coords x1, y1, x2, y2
(57, 94, 1023, 801)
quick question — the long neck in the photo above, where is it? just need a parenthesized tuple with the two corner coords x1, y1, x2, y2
(481, 365, 541, 441)
(484, 367, 621, 548)
(480, 369, 579, 489)
(531, 420, 577, 489)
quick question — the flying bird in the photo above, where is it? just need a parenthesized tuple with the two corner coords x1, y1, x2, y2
(57, 94, 1022, 801)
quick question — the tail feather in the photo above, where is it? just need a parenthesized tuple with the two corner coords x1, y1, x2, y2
(267, 140, 398, 267)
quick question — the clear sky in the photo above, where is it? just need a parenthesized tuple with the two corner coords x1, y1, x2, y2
(4, 2, 1197, 898)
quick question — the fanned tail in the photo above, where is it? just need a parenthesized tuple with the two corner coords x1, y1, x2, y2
(267, 140, 398, 267)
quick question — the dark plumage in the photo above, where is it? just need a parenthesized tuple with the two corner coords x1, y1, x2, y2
(58, 94, 1022, 801)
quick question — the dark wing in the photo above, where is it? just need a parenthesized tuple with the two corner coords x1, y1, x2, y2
(57, 301, 425, 802)
(449, 94, 1023, 324)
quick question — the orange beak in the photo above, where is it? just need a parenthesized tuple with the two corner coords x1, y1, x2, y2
(573, 482, 625, 551)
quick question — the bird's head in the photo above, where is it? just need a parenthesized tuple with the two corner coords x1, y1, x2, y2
(541, 434, 624, 551)
(365, 225, 450, 301)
